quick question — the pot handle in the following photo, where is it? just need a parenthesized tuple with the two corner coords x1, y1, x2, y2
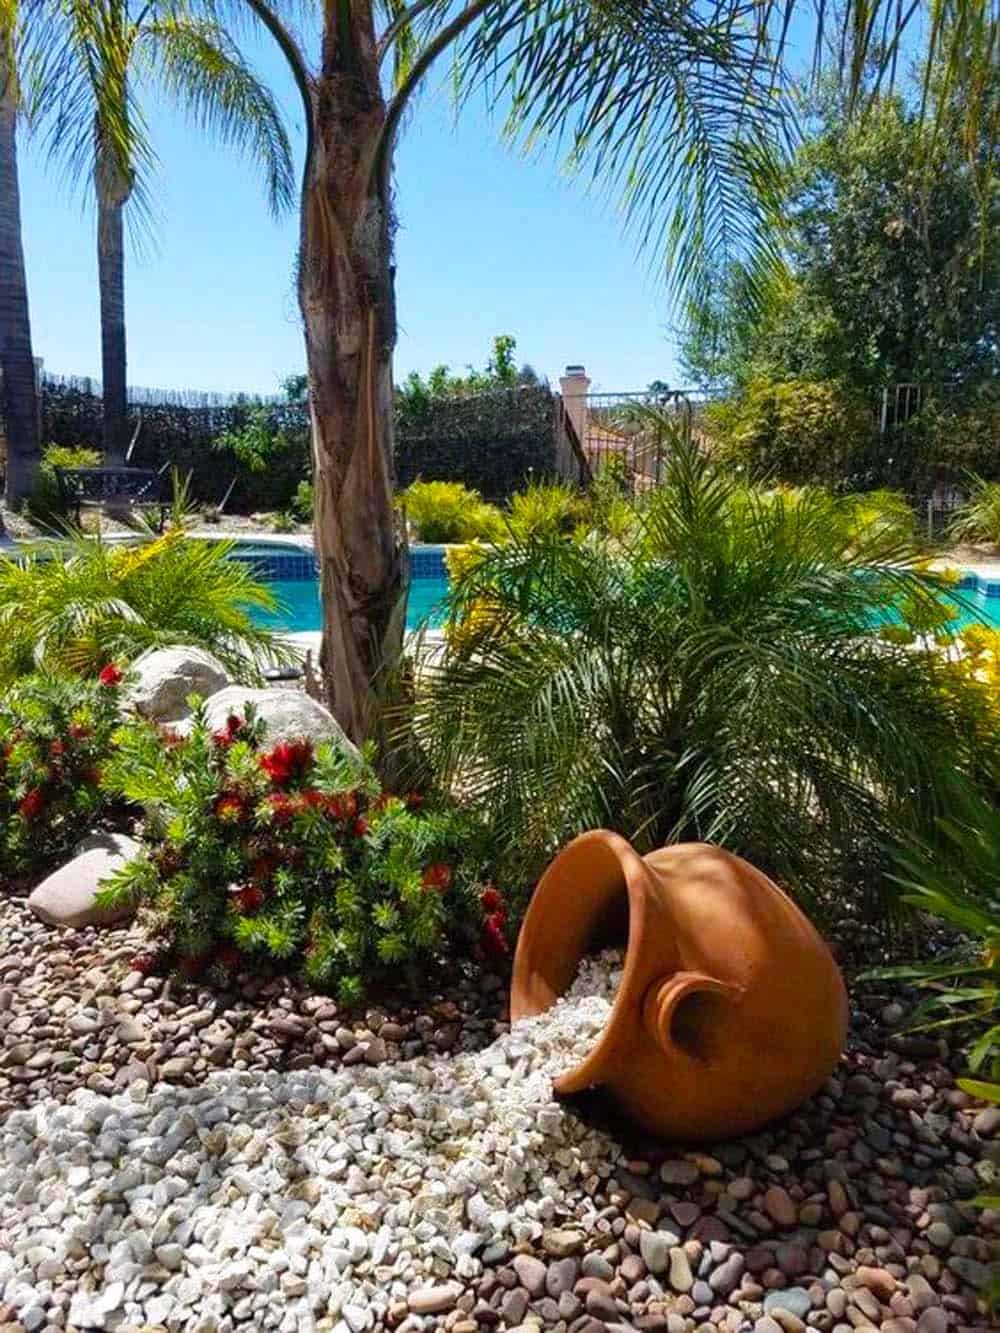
(641, 971, 742, 1064)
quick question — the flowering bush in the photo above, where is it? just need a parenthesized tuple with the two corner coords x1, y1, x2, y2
(0, 670, 124, 879)
(97, 704, 507, 1001)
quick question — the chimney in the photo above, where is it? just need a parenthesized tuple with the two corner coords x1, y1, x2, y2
(560, 364, 590, 445)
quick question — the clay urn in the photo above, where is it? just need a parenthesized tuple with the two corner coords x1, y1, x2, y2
(510, 831, 848, 1140)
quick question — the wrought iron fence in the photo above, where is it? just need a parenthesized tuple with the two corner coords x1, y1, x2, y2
(578, 388, 715, 492)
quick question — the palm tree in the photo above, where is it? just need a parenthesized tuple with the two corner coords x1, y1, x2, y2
(201, 0, 996, 759)
(0, 0, 40, 508)
(45, 1, 294, 462)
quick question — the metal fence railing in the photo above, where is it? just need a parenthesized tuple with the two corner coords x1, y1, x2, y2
(578, 389, 714, 491)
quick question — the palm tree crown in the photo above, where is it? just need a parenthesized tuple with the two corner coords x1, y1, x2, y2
(39, 0, 294, 460)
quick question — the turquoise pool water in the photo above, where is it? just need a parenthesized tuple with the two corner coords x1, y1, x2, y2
(931, 586, 1000, 631)
(250, 574, 450, 633)
(238, 546, 1000, 638)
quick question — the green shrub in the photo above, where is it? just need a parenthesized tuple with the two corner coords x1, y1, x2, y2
(704, 377, 875, 484)
(868, 778, 1000, 1306)
(98, 704, 506, 1000)
(506, 480, 583, 541)
(212, 407, 293, 474)
(0, 670, 122, 880)
(0, 525, 294, 687)
(872, 782, 1000, 1078)
(949, 475, 1000, 547)
(28, 443, 103, 523)
(409, 438, 993, 920)
(268, 510, 298, 533)
(292, 479, 314, 522)
(400, 480, 504, 543)
(843, 488, 917, 550)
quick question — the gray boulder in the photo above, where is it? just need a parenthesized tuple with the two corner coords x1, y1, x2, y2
(197, 686, 361, 761)
(28, 833, 142, 929)
(127, 646, 231, 723)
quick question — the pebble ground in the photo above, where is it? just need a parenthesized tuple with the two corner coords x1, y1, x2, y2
(0, 896, 996, 1333)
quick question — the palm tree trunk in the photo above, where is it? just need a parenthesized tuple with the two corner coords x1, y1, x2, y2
(303, 30, 408, 751)
(96, 139, 128, 464)
(0, 74, 40, 507)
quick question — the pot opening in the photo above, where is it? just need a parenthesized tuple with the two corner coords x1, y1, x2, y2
(669, 989, 728, 1063)
(584, 883, 630, 955)
(512, 835, 636, 1020)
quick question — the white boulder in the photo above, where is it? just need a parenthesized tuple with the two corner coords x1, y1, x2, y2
(197, 686, 361, 760)
(27, 833, 142, 929)
(127, 646, 231, 723)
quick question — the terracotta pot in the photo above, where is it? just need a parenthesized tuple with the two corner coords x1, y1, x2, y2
(510, 831, 848, 1140)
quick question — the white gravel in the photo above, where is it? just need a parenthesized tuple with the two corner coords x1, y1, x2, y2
(0, 952, 625, 1331)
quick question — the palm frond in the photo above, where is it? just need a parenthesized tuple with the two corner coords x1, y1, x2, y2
(0, 524, 295, 685)
(403, 434, 995, 921)
(37, 0, 157, 232)
(141, 9, 294, 215)
(455, 0, 793, 311)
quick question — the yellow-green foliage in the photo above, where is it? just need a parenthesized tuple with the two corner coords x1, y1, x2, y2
(400, 481, 504, 543)
(844, 489, 916, 549)
(704, 377, 874, 483)
(950, 476, 1000, 548)
(28, 443, 103, 523)
(0, 527, 292, 686)
(442, 543, 498, 650)
(505, 481, 583, 541)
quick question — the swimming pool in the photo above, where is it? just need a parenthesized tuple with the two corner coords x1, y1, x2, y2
(231, 542, 1000, 638)
(231, 542, 450, 633)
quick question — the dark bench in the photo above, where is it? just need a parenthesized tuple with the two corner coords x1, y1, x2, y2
(54, 466, 170, 530)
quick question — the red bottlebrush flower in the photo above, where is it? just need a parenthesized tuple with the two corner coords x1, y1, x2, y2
(249, 852, 279, 881)
(480, 886, 504, 914)
(325, 790, 358, 820)
(267, 792, 297, 825)
(98, 662, 123, 687)
(49, 739, 67, 758)
(405, 791, 424, 810)
(353, 816, 369, 838)
(300, 789, 327, 810)
(482, 911, 508, 957)
(212, 714, 245, 748)
(215, 944, 243, 972)
(233, 884, 265, 915)
(159, 727, 183, 749)
(213, 792, 247, 824)
(68, 722, 92, 741)
(130, 952, 158, 976)
(18, 788, 45, 820)
(259, 740, 313, 786)
(422, 862, 453, 892)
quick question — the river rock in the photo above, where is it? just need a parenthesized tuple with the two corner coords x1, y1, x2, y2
(127, 646, 231, 722)
(27, 834, 142, 929)
(195, 686, 361, 759)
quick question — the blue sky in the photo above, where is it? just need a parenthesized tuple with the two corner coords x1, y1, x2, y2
(18, 21, 682, 400)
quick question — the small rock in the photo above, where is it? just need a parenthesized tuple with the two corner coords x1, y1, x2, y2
(512, 1254, 547, 1296)
(763, 1289, 812, 1320)
(543, 1228, 585, 1257)
(763, 1187, 797, 1228)
(407, 1283, 462, 1315)
(639, 1230, 673, 1275)
(660, 1159, 700, 1186)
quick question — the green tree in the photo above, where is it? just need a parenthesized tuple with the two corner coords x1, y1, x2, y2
(683, 84, 1000, 392)
(0, 0, 41, 508)
(44, 0, 293, 462)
